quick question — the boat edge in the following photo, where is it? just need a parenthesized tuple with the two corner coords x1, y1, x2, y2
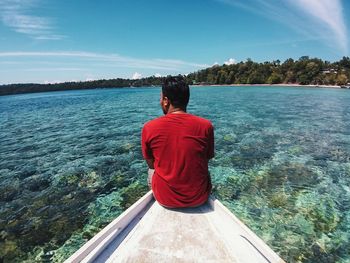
(208, 195, 285, 263)
(64, 191, 154, 263)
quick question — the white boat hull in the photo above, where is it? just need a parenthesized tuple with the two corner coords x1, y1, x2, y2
(66, 191, 285, 263)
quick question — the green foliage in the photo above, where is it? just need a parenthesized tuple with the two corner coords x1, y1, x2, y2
(0, 76, 166, 96)
(187, 56, 350, 86)
(267, 72, 283, 84)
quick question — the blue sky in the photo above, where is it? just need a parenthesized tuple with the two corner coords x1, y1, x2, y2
(0, 0, 349, 84)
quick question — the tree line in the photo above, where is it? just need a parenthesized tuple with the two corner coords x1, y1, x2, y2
(186, 56, 350, 86)
(0, 76, 165, 96)
(1, 56, 350, 96)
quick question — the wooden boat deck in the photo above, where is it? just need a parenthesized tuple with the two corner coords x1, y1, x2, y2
(66, 191, 285, 263)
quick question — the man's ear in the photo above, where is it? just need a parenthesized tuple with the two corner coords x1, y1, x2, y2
(163, 96, 169, 106)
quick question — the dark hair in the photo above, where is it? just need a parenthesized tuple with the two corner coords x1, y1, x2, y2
(162, 76, 190, 108)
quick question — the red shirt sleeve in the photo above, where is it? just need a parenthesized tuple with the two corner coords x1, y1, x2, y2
(207, 124, 215, 159)
(141, 124, 153, 160)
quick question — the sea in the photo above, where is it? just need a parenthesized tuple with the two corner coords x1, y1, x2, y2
(0, 86, 349, 262)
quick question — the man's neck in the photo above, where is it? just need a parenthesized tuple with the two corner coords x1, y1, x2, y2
(167, 106, 186, 114)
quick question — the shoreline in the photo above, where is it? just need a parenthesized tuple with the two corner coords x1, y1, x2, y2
(191, 83, 342, 89)
(1, 83, 346, 97)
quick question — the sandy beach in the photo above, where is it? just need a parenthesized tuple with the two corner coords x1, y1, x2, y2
(192, 83, 342, 89)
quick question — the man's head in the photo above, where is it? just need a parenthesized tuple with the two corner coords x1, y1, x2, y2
(160, 76, 190, 114)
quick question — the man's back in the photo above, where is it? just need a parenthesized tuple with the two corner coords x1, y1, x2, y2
(142, 113, 214, 208)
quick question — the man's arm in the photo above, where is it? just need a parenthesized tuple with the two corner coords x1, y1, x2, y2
(207, 124, 215, 160)
(142, 125, 155, 168)
(145, 158, 154, 169)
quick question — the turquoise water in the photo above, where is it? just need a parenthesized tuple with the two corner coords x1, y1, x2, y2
(0, 86, 350, 262)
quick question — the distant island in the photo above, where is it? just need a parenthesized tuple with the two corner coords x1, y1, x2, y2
(0, 77, 165, 96)
(1, 56, 350, 96)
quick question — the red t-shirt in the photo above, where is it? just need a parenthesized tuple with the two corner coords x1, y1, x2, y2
(141, 113, 214, 208)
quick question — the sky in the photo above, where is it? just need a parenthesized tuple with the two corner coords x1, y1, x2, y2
(0, 0, 349, 84)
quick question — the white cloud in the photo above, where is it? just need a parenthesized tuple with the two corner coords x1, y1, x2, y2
(0, 51, 208, 71)
(24, 67, 84, 72)
(212, 62, 219, 66)
(218, 0, 348, 54)
(0, 51, 210, 84)
(287, 0, 347, 53)
(0, 0, 64, 40)
(132, 72, 142, 79)
(34, 35, 66, 40)
(154, 73, 162, 77)
(43, 80, 62, 84)
(224, 58, 236, 65)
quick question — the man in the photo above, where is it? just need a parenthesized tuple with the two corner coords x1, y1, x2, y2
(141, 76, 214, 208)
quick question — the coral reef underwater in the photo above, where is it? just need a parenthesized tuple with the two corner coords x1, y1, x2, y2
(0, 86, 349, 262)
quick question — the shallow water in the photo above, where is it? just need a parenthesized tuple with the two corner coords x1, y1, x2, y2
(0, 86, 349, 262)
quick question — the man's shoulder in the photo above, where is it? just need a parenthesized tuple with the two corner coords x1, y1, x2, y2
(143, 114, 213, 130)
(143, 115, 167, 129)
(188, 114, 213, 128)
